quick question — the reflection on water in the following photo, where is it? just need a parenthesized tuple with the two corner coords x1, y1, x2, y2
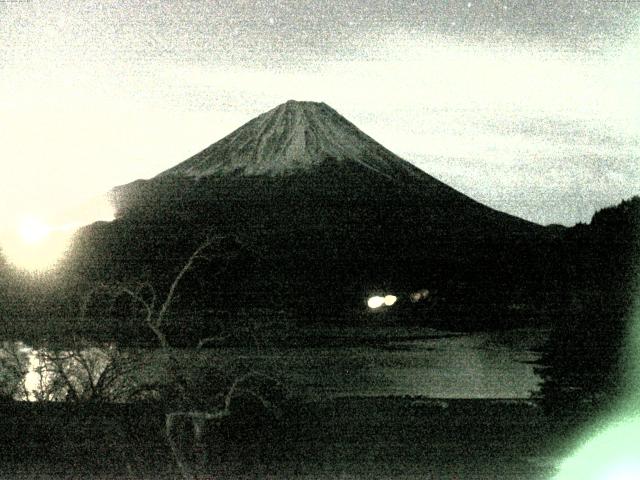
(1, 328, 547, 401)
(275, 328, 547, 398)
(0, 341, 121, 402)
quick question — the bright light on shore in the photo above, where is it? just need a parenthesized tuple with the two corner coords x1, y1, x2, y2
(384, 295, 397, 306)
(367, 296, 385, 309)
(367, 294, 398, 309)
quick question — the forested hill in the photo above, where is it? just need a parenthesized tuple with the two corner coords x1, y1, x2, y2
(536, 196, 640, 415)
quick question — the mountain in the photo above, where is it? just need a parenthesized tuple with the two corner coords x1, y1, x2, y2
(66, 100, 558, 337)
(111, 100, 538, 237)
(159, 100, 426, 179)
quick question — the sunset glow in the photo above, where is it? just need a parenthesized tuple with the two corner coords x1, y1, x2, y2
(3, 226, 74, 273)
(18, 216, 51, 244)
(1, 195, 116, 272)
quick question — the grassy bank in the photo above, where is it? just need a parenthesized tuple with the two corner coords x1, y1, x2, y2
(0, 396, 568, 479)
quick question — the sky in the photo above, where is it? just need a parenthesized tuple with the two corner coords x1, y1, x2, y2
(1, 0, 639, 268)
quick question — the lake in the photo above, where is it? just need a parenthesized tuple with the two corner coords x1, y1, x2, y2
(212, 326, 548, 399)
(4, 327, 548, 401)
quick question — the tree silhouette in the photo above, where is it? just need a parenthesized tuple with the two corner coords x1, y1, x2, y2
(83, 233, 240, 348)
(535, 197, 640, 417)
(81, 233, 286, 479)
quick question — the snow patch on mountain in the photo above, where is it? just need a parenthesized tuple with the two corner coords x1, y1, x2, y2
(158, 100, 425, 180)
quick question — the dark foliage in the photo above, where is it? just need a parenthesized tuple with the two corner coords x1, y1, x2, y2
(535, 196, 640, 417)
(0, 398, 555, 479)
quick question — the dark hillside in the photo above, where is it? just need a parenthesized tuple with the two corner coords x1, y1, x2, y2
(64, 159, 558, 335)
(8, 101, 564, 343)
(536, 196, 640, 416)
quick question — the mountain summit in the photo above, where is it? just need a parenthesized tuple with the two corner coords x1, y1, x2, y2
(159, 100, 424, 180)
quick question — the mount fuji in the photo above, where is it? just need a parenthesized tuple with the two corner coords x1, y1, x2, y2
(68, 100, 555, 330)
(159, 100, 428, 179)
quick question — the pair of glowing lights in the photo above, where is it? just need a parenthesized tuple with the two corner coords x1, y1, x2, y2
(367, 294, 398, 309)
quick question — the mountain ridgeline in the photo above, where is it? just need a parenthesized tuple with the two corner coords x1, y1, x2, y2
(47, 101, 576, 341)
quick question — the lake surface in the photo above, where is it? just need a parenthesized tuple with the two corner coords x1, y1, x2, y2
(6, 327, 548, 401)
(223, 327, 548, 399)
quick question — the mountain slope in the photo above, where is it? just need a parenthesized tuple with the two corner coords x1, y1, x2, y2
(158, 100, 426, 180)
(67, 101, 556, 333)
(115, 100, 537, 235)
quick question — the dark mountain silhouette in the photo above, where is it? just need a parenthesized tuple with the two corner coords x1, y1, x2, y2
(62, 100, 560, 341)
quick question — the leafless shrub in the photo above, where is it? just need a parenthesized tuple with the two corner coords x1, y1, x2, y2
(0, 338, 144, 403)
(83, 233, 238, 349)
(0, 340, 31, 401)
(77, 234, 287, 479)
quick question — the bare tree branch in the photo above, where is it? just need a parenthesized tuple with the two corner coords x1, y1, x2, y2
(156, 235, 219, 329)
(195, 333, 229, 350)
(81, 234, 238, 350)
(223, 370, 282, 411)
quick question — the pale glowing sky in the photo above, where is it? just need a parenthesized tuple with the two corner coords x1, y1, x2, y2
(1, 1, 639, 269)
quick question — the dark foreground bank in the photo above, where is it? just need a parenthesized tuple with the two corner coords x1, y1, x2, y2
(0, 397, 568, 479)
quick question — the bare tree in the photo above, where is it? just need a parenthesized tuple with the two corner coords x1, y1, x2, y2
(1, 233, 292, 480)
(164, 359, 284, 480)
(84, 233, 238, 349)
(0, 341, 31, 401)
(31, 342, 142, 402)
(81, 233, 287, 479)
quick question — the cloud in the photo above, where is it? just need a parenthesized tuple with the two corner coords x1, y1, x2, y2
(413, 152, 639, 226)
(0, 17, 637, 227)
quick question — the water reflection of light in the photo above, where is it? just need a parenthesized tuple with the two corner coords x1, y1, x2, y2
(10, 344, 114, 402)
(22, 350, 53, 401)
(23, 354, 40, 398)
